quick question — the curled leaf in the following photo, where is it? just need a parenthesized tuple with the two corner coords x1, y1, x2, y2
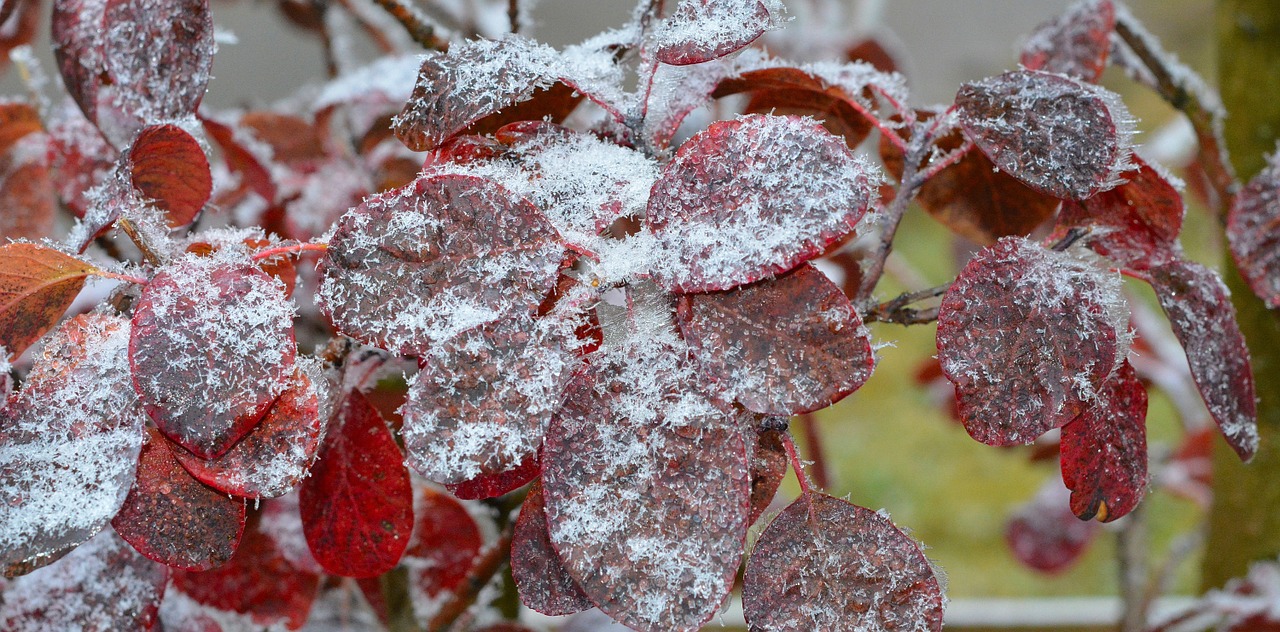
(1059, 360, 1149, 522)
(653, 0, 772, 66)
(1056, 155, 1184, 271)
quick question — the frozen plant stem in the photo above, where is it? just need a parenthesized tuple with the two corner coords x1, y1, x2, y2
(797, 413, 831, 489)
(368, 0, 449, 50)
(250, 242, 330, 262)
(782, 433, 812, 497)
(116, 217, 163, 266)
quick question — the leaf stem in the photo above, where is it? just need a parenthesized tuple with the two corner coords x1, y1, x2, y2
(861, 282, 950, 325)
(796, 413, 830, 490)
(250, 242, 330, 262)
(782, 433, 812, 497)
(507, 0, 519, 33)
(368, 0, 449, 50)
(116, 217, 163, 267)
(92, 269, 149, 286)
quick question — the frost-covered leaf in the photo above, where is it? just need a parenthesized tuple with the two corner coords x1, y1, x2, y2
(712, 67, 877, 149)
(0, 243, 101, 360)
(318, 174, 564, 356)
(1146, 259, 1258, 461)
(402, 486, 482, 623)
(1020, 0, 1115, 82)
(131, 255, 296, 459)
(46, 99, 117, 219)
(0, 314, 146, 576)
(676, 263, 874, 415)
(200, 115, 276, 204)
(128, 124, 212, 228)
(0, 529, 168, 631)
(1005, 478, 1099, 573)
(299, 390, 412, 578)
(542, 334, 751, 632)
(748, 428, 787, 525)
(653, 0, 771, 66)
(112, 429, 247, 571)
(464, 83, 584, 139)
(51, 0, 108, 126)
(742, 493, 944, 631)
(955, 70, 1135, 200)
(402, 315, 574, 485)
(1060, 360, 1148, 522)
(1057, 155, 1184, 271)
(1227, 153, 1280, 308)
(100, 0, 215, 126)
(446, 453, 540, 500)
(936, 237, 1126, 446)
(512, 481, 591, 616)
(171, 362, 324, 499)
(647, 114, 878, 293)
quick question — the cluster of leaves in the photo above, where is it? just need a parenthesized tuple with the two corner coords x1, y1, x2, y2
(0, 0, 1273, 630)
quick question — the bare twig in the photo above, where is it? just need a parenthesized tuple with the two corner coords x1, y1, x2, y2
(1118, 502, 1150, 632)
(426, 523, 516, 632)
(861, 283, 949, 325)
(507, 0, 519, 33)
(368, 0, 449, 50)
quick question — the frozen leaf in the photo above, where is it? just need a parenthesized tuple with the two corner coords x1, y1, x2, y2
(748, 428, 787, 525)
(1059, 360, 1148, 522)
(112, 428, 247, 571)
(446, 453, 540, 500)
(1057, 155, 1184, 271)
(955, 70, 1135, 200)
(676, 263, 874, 415)
(512, 481, 591, 616)
(936, 237, 1126, 446)
(299, 390, 412, 578)
(402, 315, 575, 485)
(1227, 153, 1280, 308)
(712, 67, 877, 149)
(1020, 0, 1116, 82)
(0, 243, 101, 360)
(100, 0, 215, 125)
(647, 114, 878, 293)
(742, 493, 944, 631)
(0, 314, 145, 576)
(317, 174, 564, 356)
(653, 0, 771, 66)
(131, 255, 296, 459)
(51, 0, 108, 126)
(402, 486, 482, 621)
(1005, 478, 1099, 573)
(0, 529, 168, 631)
(128, 124, 212, 228)
(464, 83, 584, 139)
(542, 335, 751, 632)
(1146, 259, 1258, 461)
(46, 99, 117, 219)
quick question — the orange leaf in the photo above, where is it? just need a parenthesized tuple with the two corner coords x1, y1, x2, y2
(129, 124, 212, 228)
(0, 243, 100, 359)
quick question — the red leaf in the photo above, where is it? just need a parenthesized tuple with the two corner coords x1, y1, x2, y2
(676, 263, 874, 415)
(1020, 0, 1116, 82)
(0, 314, 145, 576)
(46, 99, 117, 219)
(403, 486, 482, 612)
(511, 481, 591, 616)
(445, 453, 540, 500)
(0, 242, 101, 360)
(711, 67, 877, 149)
(1145, 259, 1258, 461)
(100, 0, 214, 125)
(1227, 153, 1280, 307)
(743, 493, 944, 630)
(402, 315, 574, 485)
(955, 70, 1135, 200)
(317, 174, 564, 356)
(646, 114, 877, 293)
(464, 82, 585, 138)
(653, 0, 770, 66)
(1057, 155, 1184, 271)
(1005, 478, 1100, 574)
(129, 124, 213, 228)
(0, 529, 168, 629)
(0, 158, 57, 243)
(748, 428, 787, 525)
(51, 0, 106, 125)
(200, 115, 277, 203)
(1059, 360, 1149, 522)
(112, 429, 247, 571)
(936, 237, 1126, 446)
(299, 390, 413, 578)
(131, 257, 297, 459)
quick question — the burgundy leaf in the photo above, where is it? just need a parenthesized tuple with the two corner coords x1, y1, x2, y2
(317, 174, 564, 356)
(445, 453, 540, 500)
(676, 263, 874, 415)
(1227, 153, 1280, 307)
(112, 429, 247, 571)
(1020, 0, 1116, 82)
(511, 481, 591, 616)
(200, 115, 277, 203)
(955, 69, 1135, 200)
(0, 529, 168, 630)
(1145, 259, 1258, 461)
(743, 493, 944, 630)
(100, 0, 215, 125)
(748, 428, 787, 525)
(128, 124, 212, 228)
(402, 486, 482, 616)
(1059, 360, 1149, 522)
(131, 257, 297, 459)
(711, 67, 878, 149)
(50, 0, 107, 125)
(299, 390, 413, 578)
(1056, 155, 1184, 271)
(646, 114, 878, 293)
(0, 314, 145, 576)
(1005, 478, 1100, 573)
(0, 242, 101, 360)
(46, 99, 117, 219)
(936, 237, 1126, 446)
(653, 0, 771, 66)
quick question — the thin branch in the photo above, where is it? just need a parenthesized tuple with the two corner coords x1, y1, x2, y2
(426, 523, 516, 632)
(1117, 502, 1150, 632)
(92, 269, 149, 286)
(861, 283, 949, 325)
(507, 0, 519, 34)
(782, 433, 812, 497)
(368, 0, 449, 50)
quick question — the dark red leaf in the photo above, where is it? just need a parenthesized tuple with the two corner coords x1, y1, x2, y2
(112, 429, 247, 571)
(130, 257, 297, 459)
(1057, 155, 1184, 271)
(445, 453, 540, 500)
(1145, 259, 1258, 461)
(743, 493, 944, 630)
(646, 114, 877, 293)
(1005, 479, 1099, 573)
(936, 237, 1125, 446)
(1227, 153, 1280, 307)
(0, 242, 101, 360)
(46, 99, 117, 219)
(955, 69, 1135, 200)
(317, 174, 564, 356)
(1059, 360, 1149, 522)
(129, 124, 213, 228)
(100, 0, 215, 125)
(1, 314, 145, 576)
(512, 481, 591, 616)
(748, 428, 787, 525)
(0, 529, 168, 629)
(653, 0, 771, 66)
(846, 37, 900, 73)
(676, 263, 874, 415)
(201, 115, 277, 203)
(464, 82, 584, 138)
(1020, 0, 1116, 82)
(299, 390, 413, 578)
(51, 0, 106, 126)
(712, 67, 877, 149)
(403, 486, 482, 611)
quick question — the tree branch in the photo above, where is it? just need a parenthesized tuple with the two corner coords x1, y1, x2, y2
(368, 0, 449, 50)
(426, 523, 516, 631)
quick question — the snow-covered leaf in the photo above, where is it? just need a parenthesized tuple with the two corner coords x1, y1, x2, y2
(1057, 155, 1184, 271)
(1005, 478, 1099, 573)
(100, 0, 215, 127)
(1020, 0, 1116, 82)
(653, 0, 771, 66)
(1227, 152, 1280, 308)
(711, 66, 878, 149)
(445, 453, 540, 500)
(512, 481, 591, 616)
(1059, 360, 1149, 522)
(0, 243, 101, 360)
(128, 124, 212, 228)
